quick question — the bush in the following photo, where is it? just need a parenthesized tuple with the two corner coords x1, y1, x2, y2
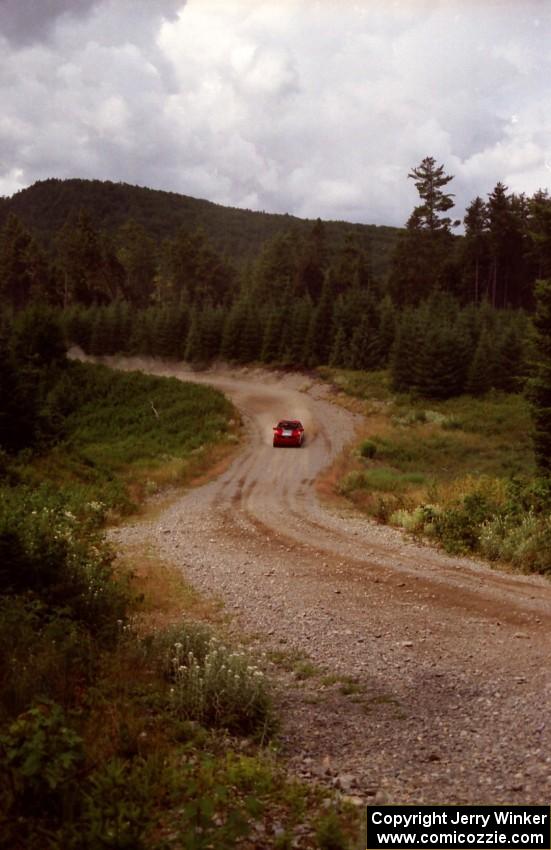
(480, 512, 551, 573)
(432, 491, 497, 554)
(359, 439, 377, 459)
(0, 599, 93, 720)
(0, 486, 130, 640)
(158, 626, 273, 737)
(0, 701, 85, 831)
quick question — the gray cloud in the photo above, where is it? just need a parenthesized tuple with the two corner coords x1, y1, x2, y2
(0, 0, 98, 45)
(1, 0, 550, 226)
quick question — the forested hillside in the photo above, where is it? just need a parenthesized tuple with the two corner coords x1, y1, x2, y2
(1, 162, 550, 405)
(0, 177, 399, 278)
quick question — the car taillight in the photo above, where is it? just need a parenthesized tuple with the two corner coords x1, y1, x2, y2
(292, 429, 300, 436)
(276, 429, 283, 435)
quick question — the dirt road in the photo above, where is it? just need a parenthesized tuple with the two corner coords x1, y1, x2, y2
(103, 358, 551, 805)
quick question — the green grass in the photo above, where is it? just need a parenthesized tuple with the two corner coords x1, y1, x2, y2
(322, 368, 549, 573)
(318, 367, 392, 402)
(15, 360, 238, 514)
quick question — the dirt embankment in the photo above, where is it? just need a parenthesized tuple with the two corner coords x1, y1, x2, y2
(86, 355, 551, 805)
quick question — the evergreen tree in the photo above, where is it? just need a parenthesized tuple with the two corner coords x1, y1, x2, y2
(465, 330, 498, 395)
(377, 295, 396, 365)
(303, 273, 335, 365)
(239, 302, 262, 362)
(348, 296, 382, 370)
(415, 322, 469, 399)
(529, 279, 551, 474)
(253, 231, 297, 305)
(261, 306, 285, 362)
(117, 219, 157, 307)
(0, 335, 37, 451)
(390, 309, 425, 392)
(162, 227, 234, 307)
(389, 157, 457, 305)
(462, 197, 489, 303)
(408, 156, 456, 234)
(220, 301, 245, 361)
(284, 297, 312, 364)
(486, 182, 515, 308)
(55, 209, 122, 306)
(89, 308, 114, 356)
(11, 305, 66, 368)
(0, 215, 34, 309)
(331, 232, 370, 296)
(296, 219, 327, 302)
(329, 325, 348, 368)
(184, 309, 203, 362)
(526, 191, 551, 289)
(495, 324, 526, 392)
(200, 304, 224, 361)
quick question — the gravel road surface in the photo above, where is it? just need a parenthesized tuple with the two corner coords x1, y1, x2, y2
(99, 357, 551, 806)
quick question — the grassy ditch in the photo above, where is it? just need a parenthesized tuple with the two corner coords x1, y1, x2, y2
(1, 359, 359, 849)
(319, 367, 550, 574)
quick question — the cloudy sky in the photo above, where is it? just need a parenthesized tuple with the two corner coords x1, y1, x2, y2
(1, 0, 550, 226)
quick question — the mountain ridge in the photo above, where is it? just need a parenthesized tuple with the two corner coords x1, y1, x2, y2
(0, 177, 401, 277)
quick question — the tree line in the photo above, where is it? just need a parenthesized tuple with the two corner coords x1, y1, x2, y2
(1, 160, 550, 408)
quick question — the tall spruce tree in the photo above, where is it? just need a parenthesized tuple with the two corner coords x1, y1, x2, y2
(389, 157, 457, 305)
(463, 197, 489, 303)
(408, 156, 455, 234)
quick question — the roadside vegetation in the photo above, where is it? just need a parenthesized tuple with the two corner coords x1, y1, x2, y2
(0, 312, 359, 849)
(320, 367, 550, 574)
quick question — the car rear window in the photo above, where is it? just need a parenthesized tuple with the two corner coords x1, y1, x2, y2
(279, 421, 300, 429)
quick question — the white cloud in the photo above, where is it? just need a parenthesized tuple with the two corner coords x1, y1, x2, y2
(0, 0, 550, 226)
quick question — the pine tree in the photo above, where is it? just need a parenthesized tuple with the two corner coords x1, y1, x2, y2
(332, 232, 370, 296)
(285, 297, 312, 365)
(117, 219, 157, 307)
(296, 219, 327, 302)
(495, 324, 526, 392)
(329, 325, 347, 367)
(220, 302, 243, 361)
(303, 273, 335, 366)
(390, 309, 425, 392)
(261, 306, 285, 362)
(389, 157, 457, 305)
(465, 330, 497, 395)
(56, 209, 104, 306)
(462, 197, 489, 303)
(408, 157, 455, 234)
(415, 322, 469, 399)
(377, 295, 396, 365)
(526, 191, 551, 284)
(239, 303, 262, 362)
(184, 309, 203, 362)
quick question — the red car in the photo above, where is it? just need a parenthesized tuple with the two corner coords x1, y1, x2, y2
(273, 419, 305, 448)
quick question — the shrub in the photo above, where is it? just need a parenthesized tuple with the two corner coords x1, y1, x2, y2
(0, 486, 130, 640)
(0, 598, 93, 720)
(0, 701, 85, 827)
(432, 491, 497, 554)
(480, 512, 551, 573)
(359, 439, 377, 459)
(159, 627, 272, 737)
